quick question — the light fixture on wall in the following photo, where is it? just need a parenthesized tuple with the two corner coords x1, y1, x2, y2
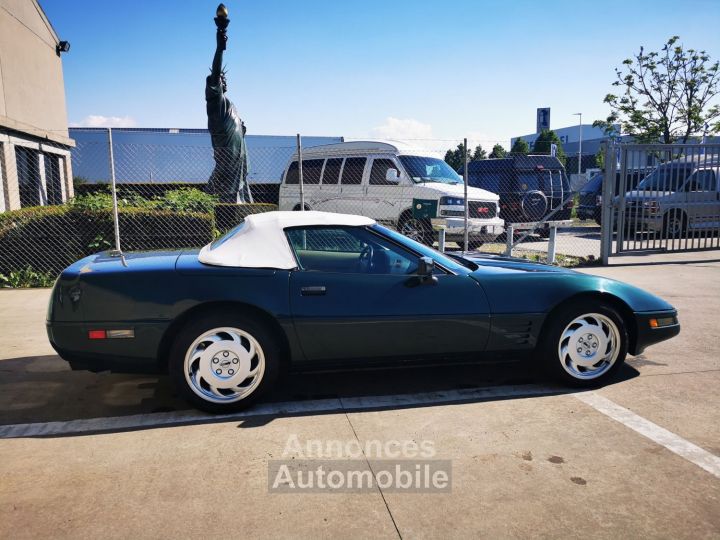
(56, 41, 71, 55)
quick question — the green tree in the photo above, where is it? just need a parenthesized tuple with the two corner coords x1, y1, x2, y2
(443, 143, 466, 171)
(471, 144, 487, 161)
(595, 36, 720, 143)
(510, 138, 529, 154)
(489, 143, 507, 159)
(531, 129, 567, 163)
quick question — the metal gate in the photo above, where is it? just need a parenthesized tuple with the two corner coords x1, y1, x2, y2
(600, 143, 720, 263)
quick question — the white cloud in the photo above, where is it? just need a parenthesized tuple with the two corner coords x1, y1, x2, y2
(369, 117, 434, 140)
(74, 115, 137, 128)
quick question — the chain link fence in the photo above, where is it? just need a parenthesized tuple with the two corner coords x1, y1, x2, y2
(1, 129, 610, 286)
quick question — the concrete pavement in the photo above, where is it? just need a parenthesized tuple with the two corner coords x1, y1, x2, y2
(0, 251, 718, 539)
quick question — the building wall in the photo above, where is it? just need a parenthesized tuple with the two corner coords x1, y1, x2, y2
(0, 0, 74, 211)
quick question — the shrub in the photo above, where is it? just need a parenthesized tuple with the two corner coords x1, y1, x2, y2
(0, 266, 56, 288)
(0, 205, 215, 279)
(214, 203, 278, 233)
(156, 188, 217, 214)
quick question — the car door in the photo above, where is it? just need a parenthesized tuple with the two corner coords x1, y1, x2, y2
(683, 169, 720, 230)
(286, 226, 490, 362)
(364, 156, 407, 223)
(336, 157, 367, 216)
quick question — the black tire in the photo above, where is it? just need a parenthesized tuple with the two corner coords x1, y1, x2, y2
(537, 227, 550, 239)
(468, 240, 484, 250)
(398, 212, 433, 246)
(663, 210, 686, 238)
(540, 301, 628, 387)
(169, 311, 281, 413)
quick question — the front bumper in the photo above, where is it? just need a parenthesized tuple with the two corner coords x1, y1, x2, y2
(631, 309, 680, 355)
(434, 217, 505, 240)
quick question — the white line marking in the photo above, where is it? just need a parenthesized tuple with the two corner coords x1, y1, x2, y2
(575, 392, 720, 479)
(0, 384, 563, 439)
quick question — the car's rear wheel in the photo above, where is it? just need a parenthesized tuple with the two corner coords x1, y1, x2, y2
(541, 302, 627, 386)
(169, 313, 280, 413)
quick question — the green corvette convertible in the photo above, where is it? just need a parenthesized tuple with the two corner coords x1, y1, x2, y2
(47, 211, 680, 413)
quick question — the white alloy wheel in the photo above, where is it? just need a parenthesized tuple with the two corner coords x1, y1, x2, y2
(184, 326, 265, 403)
(557, 313, 621, 380)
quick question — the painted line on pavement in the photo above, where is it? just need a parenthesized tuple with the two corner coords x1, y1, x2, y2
(575, 392, 720, 479)
(0, 384, 563, 439)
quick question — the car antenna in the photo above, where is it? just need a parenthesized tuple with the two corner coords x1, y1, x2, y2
(107, 127, 128, 267)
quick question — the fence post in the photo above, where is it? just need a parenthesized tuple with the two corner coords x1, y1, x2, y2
(438, 227, 446, 253)
(107, 127, 122, 256)
(600, 142, 615, 265)
(504, 224, 514, 256)
(463, 137, 469, 254)
(296, 133, 304, 211)
(547, 224, 557, 264)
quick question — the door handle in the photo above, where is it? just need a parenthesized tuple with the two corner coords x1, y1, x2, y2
(301, 286, 326, 296)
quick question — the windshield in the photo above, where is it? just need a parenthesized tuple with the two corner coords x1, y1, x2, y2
(399, 156, 463, 184)
(636, 165, 693, 192)
(372, 224, 472, 273)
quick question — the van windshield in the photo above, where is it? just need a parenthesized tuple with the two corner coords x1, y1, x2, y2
(399, 156, 463, 185)
(636, 164, 694, 192)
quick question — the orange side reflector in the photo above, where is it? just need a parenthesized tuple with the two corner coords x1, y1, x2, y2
(88, 330, 106, 339)
(649, 319, 659, 328)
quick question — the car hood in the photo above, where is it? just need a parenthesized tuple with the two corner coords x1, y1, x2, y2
(467, 255, 574, 275)
(414, 181, 499, 201)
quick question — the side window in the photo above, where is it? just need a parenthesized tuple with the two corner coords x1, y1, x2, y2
(340, 157, 366, 185)
(695, 170, 717, 192)
(285, 161, 299, 184)
(370, 158, 400, 185)
(322, 158, 342, 185)
(286, 226, 421, 275)
(302, 159, 323, 185)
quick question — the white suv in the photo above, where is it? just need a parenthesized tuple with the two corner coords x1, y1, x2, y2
(278, 141, 504, 247)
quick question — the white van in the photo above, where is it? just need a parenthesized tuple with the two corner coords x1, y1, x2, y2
(278, 141, 504, 247)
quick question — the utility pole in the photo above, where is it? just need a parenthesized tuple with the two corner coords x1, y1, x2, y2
(573, 112, 583, 176)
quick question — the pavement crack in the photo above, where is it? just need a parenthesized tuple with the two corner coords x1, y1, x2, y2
(339, 396, 402, 540)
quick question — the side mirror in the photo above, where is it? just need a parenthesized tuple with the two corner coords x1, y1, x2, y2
(417, 256, 434, 276)
(385, 168, 401, 183)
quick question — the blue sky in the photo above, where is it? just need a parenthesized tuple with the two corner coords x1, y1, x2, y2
(42, 0, 720, 147)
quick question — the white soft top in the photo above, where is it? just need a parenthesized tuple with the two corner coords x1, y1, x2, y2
(198, 211, 376, 269)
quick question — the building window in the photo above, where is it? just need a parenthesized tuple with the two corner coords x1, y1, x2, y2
(16, 147, 42, 208)
(44, 153, 64, 205)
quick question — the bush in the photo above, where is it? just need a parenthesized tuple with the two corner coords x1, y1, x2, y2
(156, 188, 217, 214)
(0, 205, 215, 278)
(0, 266, 56, 288)
(214, 203, 278, 233)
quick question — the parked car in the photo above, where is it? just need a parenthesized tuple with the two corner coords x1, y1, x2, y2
(278, 141, 504, 249)
(577, 169, 648, 225)
(47, 211, 680, 413)
(464, 155, 575, 234)
(623, 156, 720, 237)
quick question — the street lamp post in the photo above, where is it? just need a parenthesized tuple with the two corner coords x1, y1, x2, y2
(573, 112, 582, 176)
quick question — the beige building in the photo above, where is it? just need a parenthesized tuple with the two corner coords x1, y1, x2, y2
(0, 0, 74, 212)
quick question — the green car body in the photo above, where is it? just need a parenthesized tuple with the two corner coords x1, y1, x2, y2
(47, 224, 679, 375)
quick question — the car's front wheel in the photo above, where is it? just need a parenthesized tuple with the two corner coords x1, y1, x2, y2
(169, 312, 280, 413)
(541, 302, 627, 386)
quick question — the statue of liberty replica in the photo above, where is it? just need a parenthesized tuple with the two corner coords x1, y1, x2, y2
(206, 4, 252, 203)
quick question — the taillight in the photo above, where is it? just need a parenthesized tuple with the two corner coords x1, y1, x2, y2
(88, 330, 106, 339)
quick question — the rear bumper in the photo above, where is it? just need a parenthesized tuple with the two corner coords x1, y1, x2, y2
(441, 217, 505, 240)
(631, 309, 680, 355)
(47, 321, 168, 373)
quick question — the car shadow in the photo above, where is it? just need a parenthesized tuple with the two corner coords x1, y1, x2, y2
(0, 353, 640, 437)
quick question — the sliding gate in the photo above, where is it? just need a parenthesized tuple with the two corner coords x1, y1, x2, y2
(600, 143, 720, 263)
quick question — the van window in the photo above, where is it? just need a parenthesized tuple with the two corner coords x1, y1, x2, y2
(684, 169, 717, 192)
(322, 158, 342, 184)
(341, 157, 366, 185)
(285, 161, 299, 184)
(370, 159, 400, 185)
(303, 159, 323, 185)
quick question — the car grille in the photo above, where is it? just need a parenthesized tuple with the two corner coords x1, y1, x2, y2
(468, 201, 497, 219)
